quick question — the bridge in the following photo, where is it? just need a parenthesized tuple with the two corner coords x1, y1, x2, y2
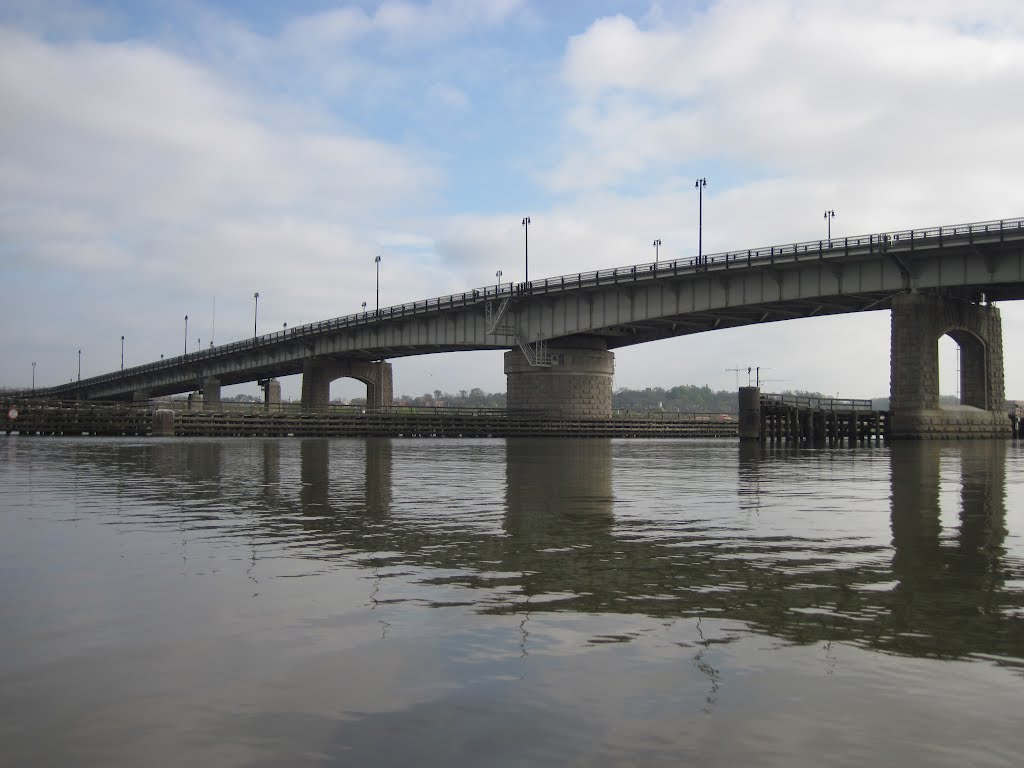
(33, 215, 1024, 437)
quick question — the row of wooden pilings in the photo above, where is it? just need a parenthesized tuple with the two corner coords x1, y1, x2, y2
(2, 400, 740, 439)
(739, 387, 889, 447)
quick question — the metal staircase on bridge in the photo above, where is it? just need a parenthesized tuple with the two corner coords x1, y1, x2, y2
(486, 297, 551, 367)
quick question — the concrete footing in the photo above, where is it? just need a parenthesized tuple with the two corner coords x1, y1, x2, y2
(889, 407, 1010, 440)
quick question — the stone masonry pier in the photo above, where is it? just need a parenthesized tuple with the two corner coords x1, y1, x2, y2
(890, 292, 1010, 439)
(505, 341, 614, 418)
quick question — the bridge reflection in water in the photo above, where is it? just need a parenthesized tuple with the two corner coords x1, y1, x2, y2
(63, 436, 1021, 663)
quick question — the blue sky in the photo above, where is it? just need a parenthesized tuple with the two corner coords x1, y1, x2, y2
(4, 0, 1024, 401)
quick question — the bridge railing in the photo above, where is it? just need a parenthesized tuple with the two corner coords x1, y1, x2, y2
(520, 216, 1024, 296)
(761, 393, 875, 412)
(38, 215, 1024, 397)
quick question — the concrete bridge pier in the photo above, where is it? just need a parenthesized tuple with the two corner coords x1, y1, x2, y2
(505, 341, 614, 418)
(262, 378, 282, 411)
(202, 377, 221, 409)
(301, 359, 393, 411)
(890, 292, 1011, 439)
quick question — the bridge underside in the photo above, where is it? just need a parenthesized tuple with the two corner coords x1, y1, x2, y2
(579, 283, 1024, 351)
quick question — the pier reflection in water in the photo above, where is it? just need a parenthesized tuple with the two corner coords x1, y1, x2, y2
(1, 436, 1022, 766)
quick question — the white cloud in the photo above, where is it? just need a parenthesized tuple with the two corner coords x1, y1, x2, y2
(282, 0, 526, 53)
(551, 1, 1024, 196)
(0, 26, 439, 274)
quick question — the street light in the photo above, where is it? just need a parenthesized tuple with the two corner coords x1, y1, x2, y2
(695, 178, 707, 268)
(496, 269, 503, 284)
(824, 209, 836, 240)
(653, 238, 661, 264)
(362, 301, 367, 315)
(121, 335, 125, 370)
(32, 361, 35, 392)
(253, 292, 259, 340)
(184, 315, 188, 357)
(77, 349, 81, 382)
(521, 217, 531, 283)
(375, 255, 381, 312)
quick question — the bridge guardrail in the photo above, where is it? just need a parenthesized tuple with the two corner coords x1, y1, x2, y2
(38, 215, 1024, 397)
(761, 393, 875, 412)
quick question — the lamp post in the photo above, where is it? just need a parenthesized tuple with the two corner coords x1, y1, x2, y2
(184, 315, 188, 357)
(824, 209, 836, 240)
(653, 238, 661, 264)
(253, 292, 259, 340)
(121, 335, 124, 370)
(695, 178, 707, 268)
(521, 217, 531, 283)
(32, 361, 35, 392)
(77, 349, 81, 382)
(362, 301, 367, 315)
(375, 255, 381, 312)
(496, 269, 503, 284)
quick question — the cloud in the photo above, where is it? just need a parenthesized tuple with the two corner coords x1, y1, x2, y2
(0, 26, 439, 275)
(282, 0, 526, 55)
(550, 2, 1024, 198)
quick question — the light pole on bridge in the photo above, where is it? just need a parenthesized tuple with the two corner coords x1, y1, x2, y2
(121, 335, 124, 371)
(653, 238, 661, 264)
(375, 255, 381, 313)
(32, 361, 35, 392)
(695, 178, 707, 268)
(522, 217, 530, 283)
(824, 209, 836, 240)
(77, 349, 81, 382)
(253, 292, 259, 341)
(496, 269, 502, 285)
(184, 315, 188, 358)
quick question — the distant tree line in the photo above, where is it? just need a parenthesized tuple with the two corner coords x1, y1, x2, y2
(343, 388, 507, 408)
(612, 385, 738, 413)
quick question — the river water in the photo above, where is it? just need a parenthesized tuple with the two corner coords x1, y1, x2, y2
(1, 436, 1022, 767)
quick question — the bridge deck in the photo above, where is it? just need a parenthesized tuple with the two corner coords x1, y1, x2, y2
(28, 215, 1024, 402)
